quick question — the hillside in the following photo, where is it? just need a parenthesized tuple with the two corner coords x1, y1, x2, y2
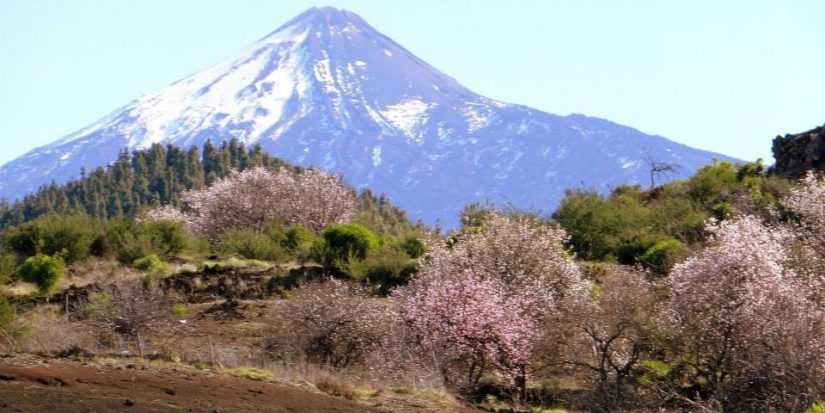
(0, 6, 737, 227)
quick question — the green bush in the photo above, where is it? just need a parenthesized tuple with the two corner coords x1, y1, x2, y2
(4, 213, 99, 264)
(614, 232, 660, 265)
(399, 235, 426, 259)
(261, 222, 287, 244)
(132, 254, 172, 278)
(101, 219, 190, 263)
(217, 229, 286, 262)
(552, 190, 627, 261)
(315, 223, 378, 269)
(711, 202, 733, 220)
(281, 225, 316, 260)
(143, 220, 188, 256)
(17, 254, 67, 295)
(362, 247, 418, 293)
(641, 239, 687, 276)
(685, 160, 738, 205)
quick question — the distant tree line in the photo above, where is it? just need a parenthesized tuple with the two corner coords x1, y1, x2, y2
(0, 139, 420, 236)
(0, 139, 291, 226)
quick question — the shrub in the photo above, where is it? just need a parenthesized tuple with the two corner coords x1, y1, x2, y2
(281, 225, 316, 260)
(141, 220, 189, 256)
(397, 269, 537, 393)
(83, 279, 169, 340)
(614, 232, 660, 265)
(132, 254, 171, 278)
(640, 238, 687, 276)
(217, 229, 285, 262)
(316, 223, 378, 270)
(685, 160, 738, 205)
(362, 247, 418, 293)
(399, 235, 426, 258)
(102, 219, 190, 264)
(267, 280, 394, 369)
(711, 201, 733, 220)
(4, 213, 99, 264)
(17, 254, 66, 295)
(553, 190, 614, 260)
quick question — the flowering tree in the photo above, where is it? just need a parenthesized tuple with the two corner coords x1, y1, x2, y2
(145, 166, 355, 242)
(397, 213, 584, 398)
(141, 204, 187, 223)
(396, 269, 537, 388)
(667, 215, 825, 410)
(444, 213, 584, 310)
(782, 171, 825, 239)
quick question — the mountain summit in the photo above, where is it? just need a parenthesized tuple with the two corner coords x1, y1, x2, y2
(0, 7, 736, 226)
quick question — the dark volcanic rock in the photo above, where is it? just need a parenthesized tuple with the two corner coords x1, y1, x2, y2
(772, 123, 825, 178)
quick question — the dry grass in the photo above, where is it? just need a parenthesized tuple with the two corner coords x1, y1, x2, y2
(1, 282, 38, 296)
(18, 304, 100, 354)
(65, 257, 143, 288)
(222, 366, 273, 381)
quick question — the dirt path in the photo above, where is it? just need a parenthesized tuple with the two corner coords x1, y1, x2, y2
(0, 355, 382, 413)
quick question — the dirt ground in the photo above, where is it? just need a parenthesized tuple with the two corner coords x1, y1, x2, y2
(0, 354, 383, 413)
(0, 354, 482, 413)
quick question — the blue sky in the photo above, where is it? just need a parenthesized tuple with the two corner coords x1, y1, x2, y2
(1, 0, 823, 165)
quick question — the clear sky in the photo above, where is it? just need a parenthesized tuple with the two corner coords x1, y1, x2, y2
(1, 0, 823, 166)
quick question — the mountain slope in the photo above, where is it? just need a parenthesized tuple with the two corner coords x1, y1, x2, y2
(0, 7, 737, 226)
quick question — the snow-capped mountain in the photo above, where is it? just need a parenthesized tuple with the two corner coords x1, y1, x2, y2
(0, 6, 736, 226)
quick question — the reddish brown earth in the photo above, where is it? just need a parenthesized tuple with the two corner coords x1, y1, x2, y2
(0, 355, 382, 413)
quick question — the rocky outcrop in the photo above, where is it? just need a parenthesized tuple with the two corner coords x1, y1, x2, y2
(771, 123, 825, 178)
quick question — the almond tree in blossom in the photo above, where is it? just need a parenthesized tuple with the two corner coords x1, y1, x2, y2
(397, 269, 536, 388)
(667, 215, 825, 410)
(144, 166, 355, 242)
(782, 171, 825, 242)
(396, 213, 584, 399)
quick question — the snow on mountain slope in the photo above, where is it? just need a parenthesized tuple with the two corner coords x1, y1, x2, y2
(0, 7, 738, 227)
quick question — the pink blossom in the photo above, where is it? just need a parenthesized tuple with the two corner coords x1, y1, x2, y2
(144, 166, 355, 242)
(396, 213, 585, 386)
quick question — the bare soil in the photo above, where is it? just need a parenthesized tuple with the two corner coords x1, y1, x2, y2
(0, 354, 381, 413)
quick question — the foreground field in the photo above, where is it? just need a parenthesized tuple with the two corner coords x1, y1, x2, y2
(0, 354, 478, 413)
